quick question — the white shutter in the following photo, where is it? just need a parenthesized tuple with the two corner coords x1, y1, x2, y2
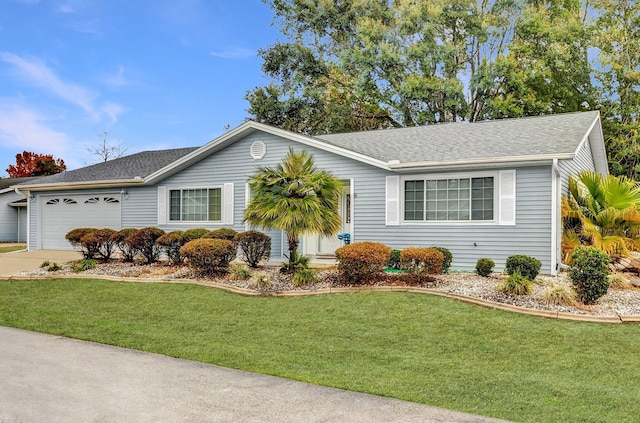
(157, 186, 167, 225)
(385, 175, 400, 226)
(244, 182, 251, 231)
(222, 183, 234, 225)
(498, 170, 516, 225)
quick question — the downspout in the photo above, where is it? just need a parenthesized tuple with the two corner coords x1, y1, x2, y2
(14, 187, 29, 248)
(552, 159, 567, 273)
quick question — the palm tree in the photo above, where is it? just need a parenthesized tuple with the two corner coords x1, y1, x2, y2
(562, 171, 640, 261)
(244, 148, 343, 269)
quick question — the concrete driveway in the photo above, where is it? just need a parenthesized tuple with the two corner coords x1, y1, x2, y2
(0, 248, 81, 276)
(0, 327, 509, 423)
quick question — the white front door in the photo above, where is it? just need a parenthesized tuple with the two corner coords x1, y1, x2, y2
(317, 185, 352, 255)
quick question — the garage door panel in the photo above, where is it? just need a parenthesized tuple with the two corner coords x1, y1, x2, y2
(41, 194, 122, 250)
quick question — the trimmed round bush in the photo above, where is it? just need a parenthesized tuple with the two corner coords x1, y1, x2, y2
(204, 227, 238, 242)
(569, 246, 611, 304)
(126, 227, 165, 263)
(84, 228, 117, 260)
(505, 255, 541, 280)
(387, 249, 401, 270)
(498, 271, 532, 296)
(432, 246, 452, 273)
(234, 230, 271, 268)
(182, 228, 210, 242)
(335, 242, 391, 285)
(475, 258, 495, 277)
(110, 228, 139, 262)
(180, 238, 236, 275)
(157, 231, 186, 264)
(400, 247, 444, 281)
(65, 228, 98, 258)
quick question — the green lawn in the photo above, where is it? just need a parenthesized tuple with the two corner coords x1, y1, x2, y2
(0, 244, 26, 253)
(1, 278, 638, 422)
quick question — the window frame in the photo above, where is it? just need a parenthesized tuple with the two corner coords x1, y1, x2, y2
(167, 185, 224, 224)
(400, 171, 499, 225)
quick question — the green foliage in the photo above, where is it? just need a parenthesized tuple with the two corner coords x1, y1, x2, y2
(183, 228, 210, 242)
(156, 231, 187, 264)
(475, 258, 495, 277)
(608, 273, 631, 290)
(280, 252, 310, 274)
(40, 260, 50, 268)
(235, 231, 271, 268)
(204, 228, 238, 242)
(540, 283, 577, 306)
(569, 246, 611, 304)
(335, 242, 391, 285)
(387, 249, 402, 270)
(46, 262, 61, 272)
(73, 259, 97, 273)
(230, 262, 252, 281)
(65, 228, 98, 258)
(180, 238, 236, 276)
(110, 228, 139, 262)
(292, 267, 318, 287)
(244, 148, 342, 268)
(400, 247, 444, 282)
(505, 255, 541, 281)
(126, 227, 165, 264)
(498, 272, 533, 296)
(432, 246, 452, 273)
(250, 272, 272, 289)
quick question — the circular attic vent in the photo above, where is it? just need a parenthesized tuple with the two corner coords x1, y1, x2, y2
(250, 140, 267, 160)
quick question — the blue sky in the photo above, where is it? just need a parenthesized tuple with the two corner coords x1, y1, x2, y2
(0, 0, 282, 175)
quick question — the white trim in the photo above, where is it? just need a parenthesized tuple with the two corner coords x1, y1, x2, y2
(222, 183, 234, 225)
(399, 171, 499, 225)
(163, 185, 226, 225)
(157, 186, 167, 225)
(551, 160, 561, 275)
(16, 178, 144, 191)
(349, 178, 355, 243)
(497, 170, 516, 226)
(388, 154, 573, 170)
(244, 182, 251, 231)
(385, 175, 400, 226)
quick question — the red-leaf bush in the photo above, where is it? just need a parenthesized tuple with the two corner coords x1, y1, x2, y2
(234, 230, 271, 267)
(110, 228, 139, 262)
(85, 228, 117, 260)
(204, 227, 238, 242)
(65, 228, 98, 258)
(400, 247, 444, 282)
(180, 238, 236, 275)
(156, 231, 186, 264)
(335, 241, 391, 285)
(126, 227, 165, 263)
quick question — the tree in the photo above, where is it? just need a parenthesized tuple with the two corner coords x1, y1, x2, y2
(6, 151, 66, 177)
(562, 171, 640, 261)
(86, 130, 128, 164)
(243, 148, 342, 268)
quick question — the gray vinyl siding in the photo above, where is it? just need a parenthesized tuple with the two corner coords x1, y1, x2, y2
(0, 191, 24, 242)
(558, 136, 596, 196)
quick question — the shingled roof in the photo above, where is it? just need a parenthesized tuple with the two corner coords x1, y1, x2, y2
(0, 177, 39, 192)
(315, 111, 600, 166)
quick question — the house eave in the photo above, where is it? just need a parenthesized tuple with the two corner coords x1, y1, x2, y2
(387, 153, 573, 172)
(15, 178, 145, 191)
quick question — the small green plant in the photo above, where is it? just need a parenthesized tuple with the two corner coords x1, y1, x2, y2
(432, 246, 452, 273)
(73, 259, 97, 273)
(251, 272, 272, 288)
(475, 258, 495, 277)
(569, 246, 611, 304)
(608, 273, 630, 289)
(230, 263, 252, 280)
(498, 271, 532, 296)
(46, 263, 62, 272)
(505, 255, 542, 280)
(540, 282, 577, 306)
(387, 249, 402, 270)
(280, 252, 310, 274)
(292, 267, 318, 286)
(40, 260, 50, 268)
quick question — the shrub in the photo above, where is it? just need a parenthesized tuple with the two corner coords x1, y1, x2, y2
(335, 242, 391, 285)
(180, 238, 236, 275)
(498, 271, 532, 296)
(540, 283, 577, 306)
(251, 272, 272, 289)
(235, 231, 271, 267)
(126, 227, 165, 264)
(73, 258, 97, 273)
(400, 247, 444, 282)
(157, 231, 186, 264)
(292, 267, 318, 286)
(387, 249, 402, 270)
(475, 258, 495, 277)
(204, 227, 238, 242)
(47, 263, 62, 272)
(65, 228, 98, 258)
(182, 228, 210, 242)
(230, 262, 252, 280)
(609, 273, 631, 290)
(40, 260, 50, 268)
(82, 228, 117, 260)
(111, 228, 139, 262)
(280, 252, 310, 274)
(569, 246, 611, 304)
(432, 246, 452, 273)
(505, 255, 542, 280)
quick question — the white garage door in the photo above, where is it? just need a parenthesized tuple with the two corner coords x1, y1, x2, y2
(41, 194, 122, 250)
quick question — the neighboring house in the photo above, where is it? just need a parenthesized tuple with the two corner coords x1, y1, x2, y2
(14, 111, 607, 274)
(0, 177, 38, 242)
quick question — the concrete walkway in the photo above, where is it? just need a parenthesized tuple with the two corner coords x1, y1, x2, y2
(0, 249, 81, 276)
(0, 326, 509, 423)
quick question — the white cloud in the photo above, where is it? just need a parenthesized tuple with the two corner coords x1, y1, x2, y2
(210, 47, 255, 60)
(101, 102, 126, 123)
(102, 65, 129, 88)
(0, 52, 99, 118)
(0, 103, 69, 156)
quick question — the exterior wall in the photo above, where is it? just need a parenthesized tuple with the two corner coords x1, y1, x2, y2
(0, 191, 23, 242)
(558, 136, 596, 196)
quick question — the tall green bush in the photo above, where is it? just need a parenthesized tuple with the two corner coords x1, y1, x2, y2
(569, 246, 611, 304)
(505, 255, 541, 280)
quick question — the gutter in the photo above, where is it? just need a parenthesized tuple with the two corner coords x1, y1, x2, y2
(15, 177, 144, 192)
(387, 153, 575, 171)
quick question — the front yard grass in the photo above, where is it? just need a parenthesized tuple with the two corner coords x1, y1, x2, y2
(1, 278, 638, 422)
(0, 244, 26, 253)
